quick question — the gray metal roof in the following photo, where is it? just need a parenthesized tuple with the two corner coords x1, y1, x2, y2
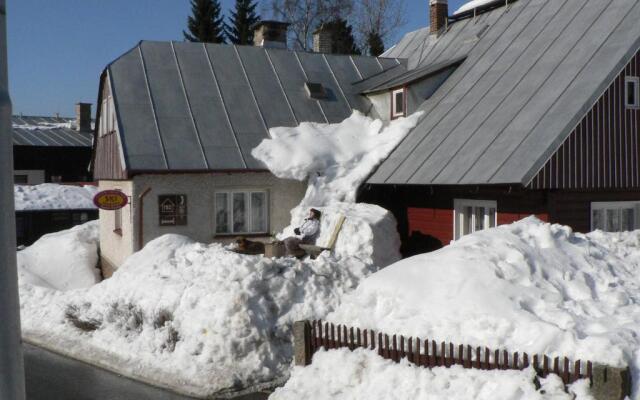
(369, 0, 640, 186)
(12, 116, 92, 147)
(107, 41, 401, 172)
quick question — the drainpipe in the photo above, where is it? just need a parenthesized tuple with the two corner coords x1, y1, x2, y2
(137, 187, 152, 251)
(0, 0, 27, 398)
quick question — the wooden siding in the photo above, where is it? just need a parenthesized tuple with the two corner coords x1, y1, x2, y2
(408, 207, 453, 247)
(529, 50, 640, 189)
(93, 74, 127, 180)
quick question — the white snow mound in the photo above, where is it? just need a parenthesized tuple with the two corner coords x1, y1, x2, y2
(328, 217, 640, 398)
(15, 183, 98, 210)
(454, 0, 498, 15)
(20, 230, 387, 396)
(17, 220, 100, 291)
(270, 348, 592, 400)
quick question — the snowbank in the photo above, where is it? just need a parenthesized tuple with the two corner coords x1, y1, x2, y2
(15, 183, 98, 210)
(270, 348, 592, 400)
(252, 110, 421, 208)
(328, 217, 640, 398)
(17, 220, 100, 291)
(20, 231, 385, 396)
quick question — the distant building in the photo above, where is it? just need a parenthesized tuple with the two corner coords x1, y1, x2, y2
(12, 103, 93, 184)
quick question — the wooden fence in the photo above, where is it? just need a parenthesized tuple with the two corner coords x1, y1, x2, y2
(294, 320, 593, 386)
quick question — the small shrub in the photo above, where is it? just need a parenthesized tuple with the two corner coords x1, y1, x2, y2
(106, 302, 144, 333)
(153, 309, 174, 329)
(65, 304, 101, 332)
(162, 324, 180, 353)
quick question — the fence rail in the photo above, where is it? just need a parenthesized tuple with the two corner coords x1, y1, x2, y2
(294, 320, 593, 386)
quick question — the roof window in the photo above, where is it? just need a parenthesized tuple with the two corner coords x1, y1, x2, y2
(305, 82, 327, 100)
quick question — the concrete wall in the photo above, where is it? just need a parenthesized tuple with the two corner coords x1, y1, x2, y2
(98, 172, 306, 274)
(366, 91, 391, 121)
(98, 180, 134, 276)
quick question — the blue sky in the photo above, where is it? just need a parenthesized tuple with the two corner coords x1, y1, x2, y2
(6, 0, 467, 117)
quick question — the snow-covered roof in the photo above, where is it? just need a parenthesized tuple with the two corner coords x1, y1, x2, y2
(15, 183, 98, 211)
(12, 115, 93, 147)
(369, 0, 640, 186)
(102, 41, 402, 172)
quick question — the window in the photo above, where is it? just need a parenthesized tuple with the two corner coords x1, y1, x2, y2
(114, 208, 122, 234)
(391, 88, 406, 118)
(305, 82, 327, 100)
(14, 175, 28, 184)
(626, 77, 639, 109)
(453, 199, 497, 240)
(215, 190, 268, 235)
(591, 201, 640, 232)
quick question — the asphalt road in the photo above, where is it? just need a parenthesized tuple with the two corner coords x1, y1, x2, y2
(23, 342, 201, 400)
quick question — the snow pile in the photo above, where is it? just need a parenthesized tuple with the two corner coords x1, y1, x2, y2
(252, 110, 422, 207)
(13, 120, 75, 130)
(453, 0, 498, 15)
(270, 348, 592, 400)
(17, 221, 100, 291)
(15, 183, 98, 210)
(328, 217, 640, 397)
(20, 231, 384, 396)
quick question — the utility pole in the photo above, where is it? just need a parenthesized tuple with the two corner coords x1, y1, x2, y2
(0, 0, 26, 398)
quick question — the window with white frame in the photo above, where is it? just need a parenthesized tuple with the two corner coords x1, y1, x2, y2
(215, 190, 268, 234)
(391, 88, 405, 118)
(453, 199, 497, 240)
(626, 76, 640, 109)
(591, 201, 640, 232)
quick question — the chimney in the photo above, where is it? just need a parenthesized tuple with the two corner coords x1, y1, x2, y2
(430, 0, 448, 35)
(253, 21, 289, 49)
(313, 24, 333, 54)
(75, 102, 91, 132)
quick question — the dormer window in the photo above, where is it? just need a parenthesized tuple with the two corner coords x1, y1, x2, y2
(626, 76, 639, 109)
(391, 88, 406, 118)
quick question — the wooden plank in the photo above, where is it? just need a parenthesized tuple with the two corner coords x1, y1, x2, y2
(325, 214, 346, 249)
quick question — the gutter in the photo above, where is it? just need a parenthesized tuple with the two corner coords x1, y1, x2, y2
(136, 187, 151, 251)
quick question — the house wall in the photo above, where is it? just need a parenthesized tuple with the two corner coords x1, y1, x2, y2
(93, 72, 127, 181)
(14, 146, 92, 182)
(528, 49, 640, 190)
(15, 209, 98, 247)
(367, 91, 391, 121)
(13, 169, 44, 185)
(98, 180, 135, 277)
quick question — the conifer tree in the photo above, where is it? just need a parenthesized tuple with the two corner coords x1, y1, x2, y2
(225, 0, 261, 45)
(321, 18, 361, 55)
(183, 0, 226, 43)
(366, 31, 384, 56)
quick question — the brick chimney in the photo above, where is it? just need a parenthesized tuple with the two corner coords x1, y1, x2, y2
(313, 24, 333, 53)
(75, 102, 91, 132)
(253, 21, 289, 49)
(430, 0, 448, 35)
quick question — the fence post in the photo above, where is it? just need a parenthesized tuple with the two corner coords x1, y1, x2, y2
(590, 365, 631, 400)
(293, 320, 312, 366)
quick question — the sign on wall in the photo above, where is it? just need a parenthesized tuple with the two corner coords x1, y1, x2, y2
(93, 190, 128, 210)
(158, 194, 187, 226)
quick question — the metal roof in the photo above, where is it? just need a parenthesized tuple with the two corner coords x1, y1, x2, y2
(11, 116, 92, 147)
(106, 41, 401, 172)
(369, 0, 640, 186)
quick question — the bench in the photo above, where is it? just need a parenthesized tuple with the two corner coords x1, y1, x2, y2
(299, 215, 346, 259)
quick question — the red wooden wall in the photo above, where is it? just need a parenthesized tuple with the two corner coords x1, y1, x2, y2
(528, 49, 640, 189)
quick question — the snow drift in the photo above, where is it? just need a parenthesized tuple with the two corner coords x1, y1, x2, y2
(328, 217, 640, 398)
(15, 183, 98, 210)
(17, 220, 100, 290)
(270, 348, 592, 400)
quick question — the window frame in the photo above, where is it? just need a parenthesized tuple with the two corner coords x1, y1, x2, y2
(214, 189, 269, 235)
(590, 201, 640, 232)
(625, 76, 640, 109)
(453, 199, 497, 240)
(391, 87, 406, 119)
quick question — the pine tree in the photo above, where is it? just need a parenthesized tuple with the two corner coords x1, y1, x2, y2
(183, 0, 226, 43)
(321, 18, 361, 55)
(366, 31, 385, 56)
(225, 0, 260, 45)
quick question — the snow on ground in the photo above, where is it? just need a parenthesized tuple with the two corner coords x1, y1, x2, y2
(17, 221, 100, 290)
(270, 348, 593, 400)
(327, 217, 640, 398)
(19, 224, 390, 396)
(15, 183, 98, 210)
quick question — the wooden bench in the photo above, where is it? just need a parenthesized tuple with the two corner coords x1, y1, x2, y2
(299, 215, 345, 259)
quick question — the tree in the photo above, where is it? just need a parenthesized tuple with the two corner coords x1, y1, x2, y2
(319, 18, 361, 55)
(269, 0, 353, 50)
(225, 0, 261, 45)
(353, 0, 406, 55)
(366, 30, 385, 56)
(183, 0, 226, 43)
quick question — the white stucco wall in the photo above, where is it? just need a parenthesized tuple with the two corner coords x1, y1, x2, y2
(98, 180, 134, 276)
(98, 172, 306, 274)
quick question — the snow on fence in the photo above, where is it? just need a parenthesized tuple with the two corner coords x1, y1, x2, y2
(293, 320, 623, 389)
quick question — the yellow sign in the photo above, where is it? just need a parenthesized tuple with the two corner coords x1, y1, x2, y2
(93, 190, 128, 210)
